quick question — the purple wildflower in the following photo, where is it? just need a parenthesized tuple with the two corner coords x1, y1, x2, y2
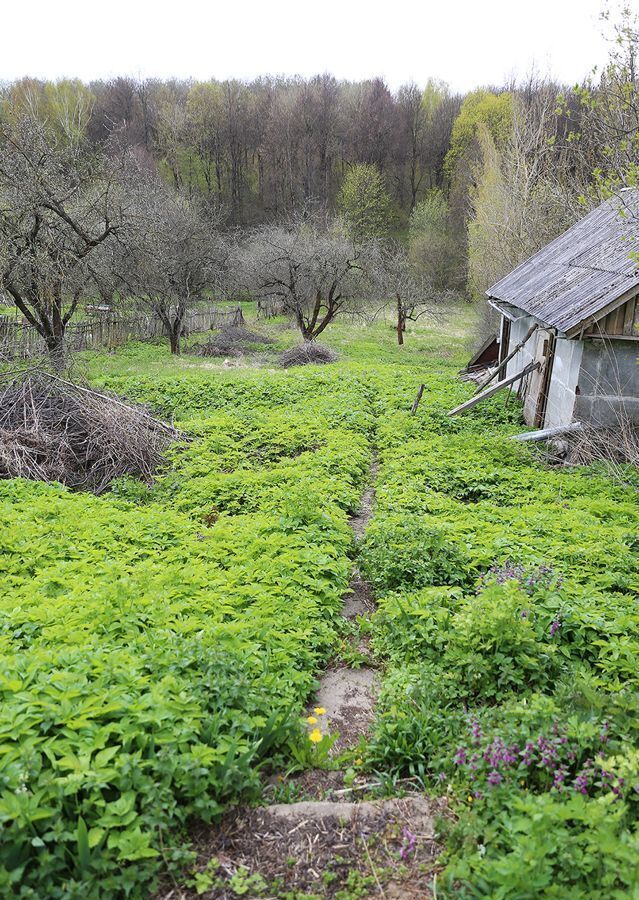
(454, 747, 467, 766)
(399, 827, 417, 859)
(553, 768, 567, 790)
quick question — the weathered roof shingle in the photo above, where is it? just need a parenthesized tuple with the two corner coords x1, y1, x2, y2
(486, 192, 639, 335)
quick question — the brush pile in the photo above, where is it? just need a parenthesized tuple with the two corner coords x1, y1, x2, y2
(278, 342, 338, 368)
(0, 373, 180, 493)
(192, 325, 275, 358)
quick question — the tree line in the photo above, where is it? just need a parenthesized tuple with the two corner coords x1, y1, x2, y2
(1, 74, 459, 225)
(0, 6, 637, 362)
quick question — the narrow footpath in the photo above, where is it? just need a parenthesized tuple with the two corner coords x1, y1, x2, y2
(173, 460, 444, 899)
(312, 460, 380, 753)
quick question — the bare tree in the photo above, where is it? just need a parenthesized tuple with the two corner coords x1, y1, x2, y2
(370, 242, 446, 344)
(123, 178, 226, 354)
(467, 84, 582, 300)
(238, 216, 366, 340)
(563, 7, 639, 199)
(0, 116, 133, 366)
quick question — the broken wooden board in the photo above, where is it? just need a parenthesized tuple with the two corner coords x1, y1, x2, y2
(448, 361, 540, 416)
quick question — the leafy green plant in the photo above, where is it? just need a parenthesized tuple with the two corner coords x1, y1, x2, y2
(2, 313, 639, 898)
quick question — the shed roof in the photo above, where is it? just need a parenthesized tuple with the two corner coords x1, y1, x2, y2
(486, 191, 639, 336)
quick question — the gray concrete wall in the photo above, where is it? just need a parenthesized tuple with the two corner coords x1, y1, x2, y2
(573, 339, 639, 426)
(505, 313, 537, 379)
(544, 338, 583, 428)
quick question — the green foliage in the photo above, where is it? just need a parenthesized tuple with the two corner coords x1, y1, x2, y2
(361, 516, 470, 593)
(337, 163, 392, 240)
(445, 90, 513, 181)
(363, 360, 639, 896)
(0, 366, 373, 897)
(2, 310, 638, 897)
(408, 189, 461, 290)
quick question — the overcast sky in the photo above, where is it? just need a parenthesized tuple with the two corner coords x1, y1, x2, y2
(3, 0, 613, 92)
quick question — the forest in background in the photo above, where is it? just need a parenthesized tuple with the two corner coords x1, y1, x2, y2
(0, 7, 638, 356)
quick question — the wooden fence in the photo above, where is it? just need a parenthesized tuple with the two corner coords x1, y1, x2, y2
(0, 307, 242, 360)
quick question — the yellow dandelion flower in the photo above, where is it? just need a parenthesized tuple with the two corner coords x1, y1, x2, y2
(467, 795, 473, 803)
(306, 716, 318, 725)
(309, 728, 323, 744)
(355, 758, 363, 765)
(314, 707, 326, 716)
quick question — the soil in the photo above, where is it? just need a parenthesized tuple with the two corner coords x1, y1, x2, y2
(308, 458, 380, 751)
(168, 796, 447, 899)
(342, 569, 376, 619)
(349, 462, 379, 541)
(312, 667, 378, 753)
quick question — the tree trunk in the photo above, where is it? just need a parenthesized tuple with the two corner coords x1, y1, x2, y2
(45, 332, 66, 371)
(397, 297, 405, 345)
(169, 329, 181, 355)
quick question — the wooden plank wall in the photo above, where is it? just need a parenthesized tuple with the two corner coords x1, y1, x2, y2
(585, 295, 639, 339)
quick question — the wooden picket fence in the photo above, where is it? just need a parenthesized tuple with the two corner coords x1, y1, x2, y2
(0, 306, 242, 360)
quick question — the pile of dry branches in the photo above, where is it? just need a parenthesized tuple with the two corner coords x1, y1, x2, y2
(0, 372, 180, 493)
(192, 325, 275, 358)
(278, 343, 338, 368)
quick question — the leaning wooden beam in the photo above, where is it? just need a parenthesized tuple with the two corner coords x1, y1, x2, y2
(511, 422, 584, 442)
(475, 323, 539, 393)
(448, 362, 540, 416)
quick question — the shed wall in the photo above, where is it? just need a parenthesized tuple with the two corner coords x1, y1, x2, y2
(584, 294, 639, 338)
(505, 314, 537, 379)
(544, 338, 582, 428)
(573, 339, 639, 426)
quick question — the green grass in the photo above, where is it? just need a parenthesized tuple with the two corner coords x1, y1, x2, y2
(1, 302, 638, 898)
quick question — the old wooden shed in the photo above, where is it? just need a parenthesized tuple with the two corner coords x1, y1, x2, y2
(486, 191, 639, 429)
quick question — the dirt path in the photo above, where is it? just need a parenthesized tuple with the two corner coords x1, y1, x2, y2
(310, 460, 379, 752)
(167, 460, 445, 898)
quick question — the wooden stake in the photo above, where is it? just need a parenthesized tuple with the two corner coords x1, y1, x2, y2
(410, 383, 425, 415)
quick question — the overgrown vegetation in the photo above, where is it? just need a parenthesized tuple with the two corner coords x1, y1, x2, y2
(0, 351, 375, 897)
(1, 305, 637, 897)
(2, 8, 639, 895)
(362, 356, 639, 897)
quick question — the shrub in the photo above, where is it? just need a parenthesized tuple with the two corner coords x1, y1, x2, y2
(360, 514, 471, 594)
(277, 343, 338, 368)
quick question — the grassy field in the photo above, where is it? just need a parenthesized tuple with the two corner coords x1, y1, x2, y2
(2, 304, 639, 898)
